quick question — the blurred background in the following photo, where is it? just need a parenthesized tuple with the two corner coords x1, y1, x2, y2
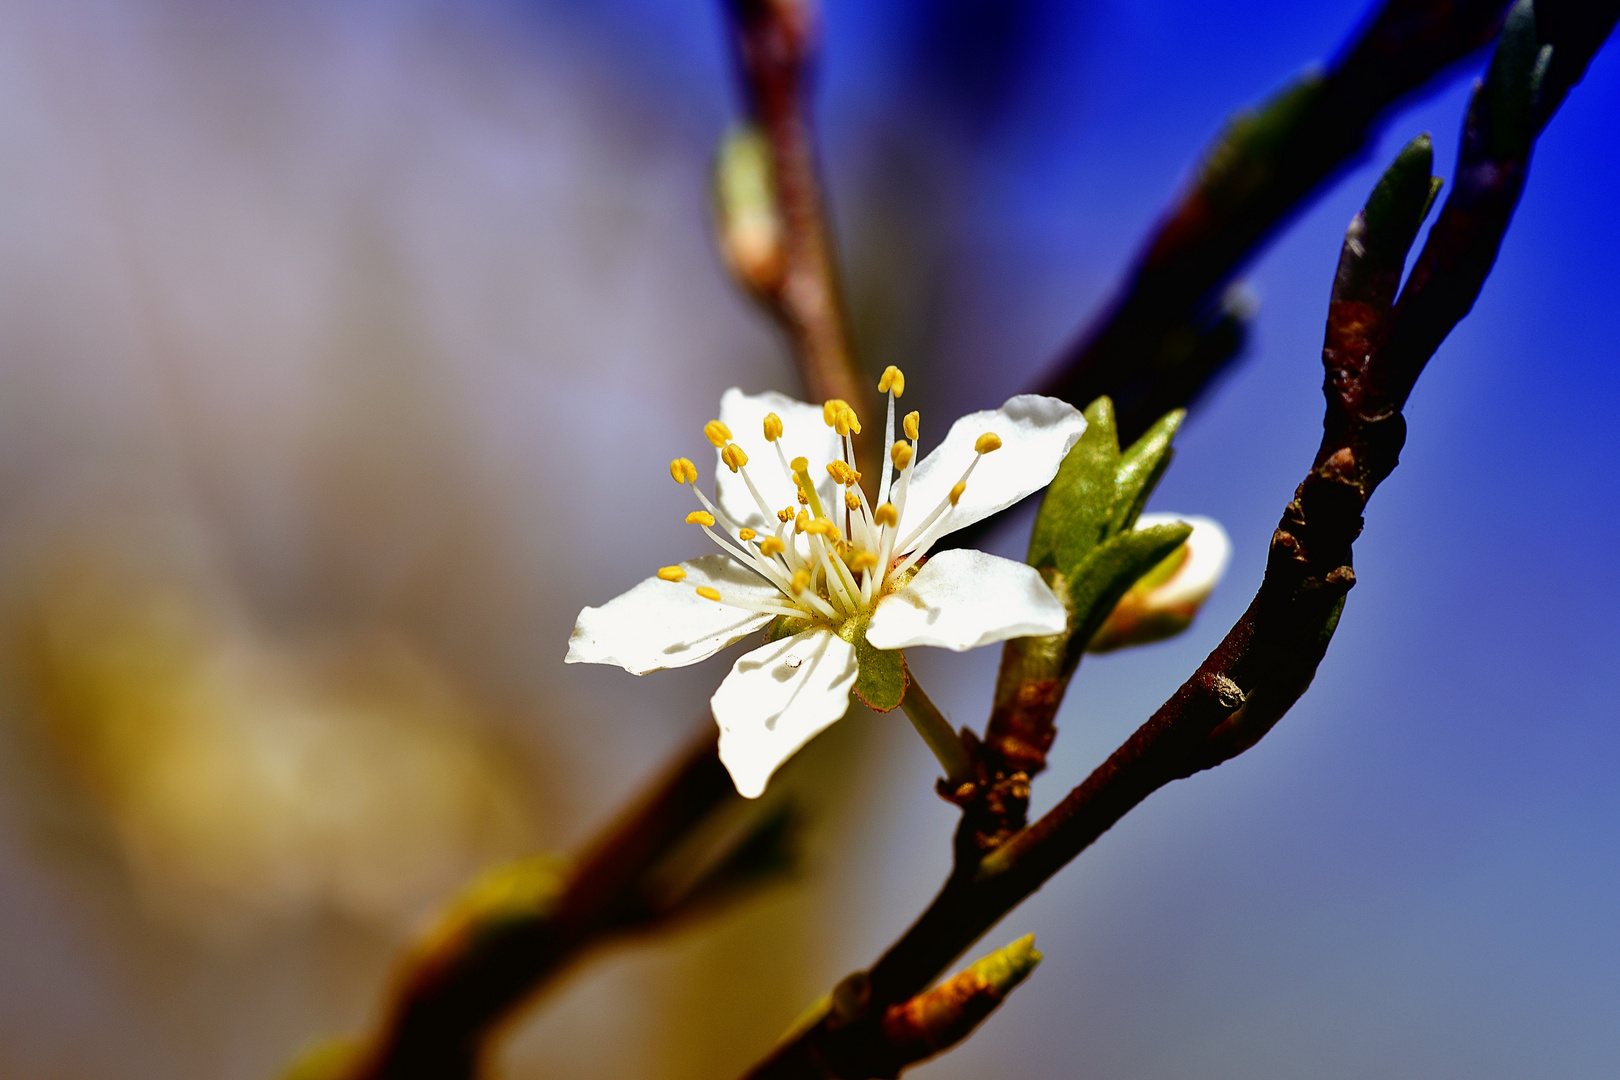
(0, 0, 1614, 1077)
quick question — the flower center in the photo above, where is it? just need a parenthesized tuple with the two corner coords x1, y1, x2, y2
(663, 367, 1000, 629)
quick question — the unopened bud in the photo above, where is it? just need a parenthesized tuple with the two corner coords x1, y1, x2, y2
(714, 126, 784, 295)
(1088, 514, 1232, 653)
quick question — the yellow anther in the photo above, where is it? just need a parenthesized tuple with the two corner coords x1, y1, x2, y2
(686, 510, 716, 527)
(848, 550, 879, 572)
(791, 568, 811, 594)
(791, 455, 809, 474)
(873, 502, 898, 527)
(795, 509, 811, 533)
(949, 480, 967, 506)
(903, 411, 919, 441)
(721, 443, 749, 473)
(822, 399, 862, 436)
(759, 536, 785, 557)
(796, 489, 809, 505)
(975, 432, 1002, 454)
(738, 528, 756, 541)
(696, 586, 722, 601)
(778, 506, 796, 523)
(826, 460, 863, 486)
(891, 441, 914, 470)
(657, 565, 687, 582)
(877, 366, 905, 397)
(763, 412, 784, 442)
(804, 519, 839, 539)
(703, 420, 733, 448)
(670, 457, 698, 485)
(844, 490, 861, 511)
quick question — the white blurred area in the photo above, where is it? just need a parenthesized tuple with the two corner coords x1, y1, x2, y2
(0, 1, 855, 1076)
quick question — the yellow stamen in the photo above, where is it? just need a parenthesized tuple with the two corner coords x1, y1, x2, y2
(848, 550, 879, 572)
(721, 443, 749, 472)
(844, 490, 861, 511)
(763, 412, 784, 442)
(975, 432, 1002, 454)
(891, 441, 914, 470)
(758, 536, 785, 557)
(794, 509, 811, 533)
(949, 480, 967, 506)
(790, 455, 809, 473)
(686, 510, 716, 527)
(738, 528, 756, 541)
(704, 420, 733, 448)
(796, 489, 809, 505)
(903, 411, 919, 441)
(877, 366, 905, 397)
(670, 457, 698, 484)
(791, 568, 811, 594)
(657, 565, 687, 582)
(696, 586, 722, 601)
(777, 506, 796, 523)
(804, 519, 839, 539)
(873, 502, 898, 527)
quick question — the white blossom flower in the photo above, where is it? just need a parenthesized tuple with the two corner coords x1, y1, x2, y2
(567, 369, 1087, 797)
(1086, 512, 1231, 652)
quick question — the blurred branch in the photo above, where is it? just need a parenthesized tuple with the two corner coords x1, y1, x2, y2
(1033, 0, 1513, 444)
(720, 0, 869, 429)
(341, 726, 753, 1080)
(742, 5, 1600, 1073)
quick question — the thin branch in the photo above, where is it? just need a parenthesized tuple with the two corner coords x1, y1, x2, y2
(347, 727, 740, 1080)
(740, 4, 1598, 1072)
(722, 0, 868, 425)
(1034, 0, 1512, 444)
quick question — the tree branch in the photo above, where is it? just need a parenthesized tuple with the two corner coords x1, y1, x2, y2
(721, 0, 868, 426)
(1033, 0, 1512, 444)
(740, 4, 1598, 1072)
(344, 726, 743, 1080)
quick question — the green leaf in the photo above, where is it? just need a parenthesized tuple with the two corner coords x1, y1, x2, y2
(848, 618, 907, 712)
(1067, 523, 1193, 648)
(1361, 134, 1439, 272)
(1109, 408, 1184, 535)
(1028, 397, 1122, 577)
(1484, 0, 1547, 159)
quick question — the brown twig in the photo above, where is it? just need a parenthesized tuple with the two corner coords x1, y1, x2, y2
(722, 0, 868, 427)
(740, 3, 1587, 1071)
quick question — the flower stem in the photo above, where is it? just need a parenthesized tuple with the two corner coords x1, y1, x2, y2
(901, 675, 974, 787)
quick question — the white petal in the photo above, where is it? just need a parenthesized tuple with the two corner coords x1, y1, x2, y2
(714, 387, 843, 531)
(865, 548, 1067, 652)
(712, 627, 859, 798)
(899, 394, 1086, 550)
(1132, 513, 1232, 609)
(566, 554, 778, 675)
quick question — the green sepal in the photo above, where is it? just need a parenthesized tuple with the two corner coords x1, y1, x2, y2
(1068, 522, 1193, 650)
(765, 614, 814, 644)
(844, 613, 907, 712)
